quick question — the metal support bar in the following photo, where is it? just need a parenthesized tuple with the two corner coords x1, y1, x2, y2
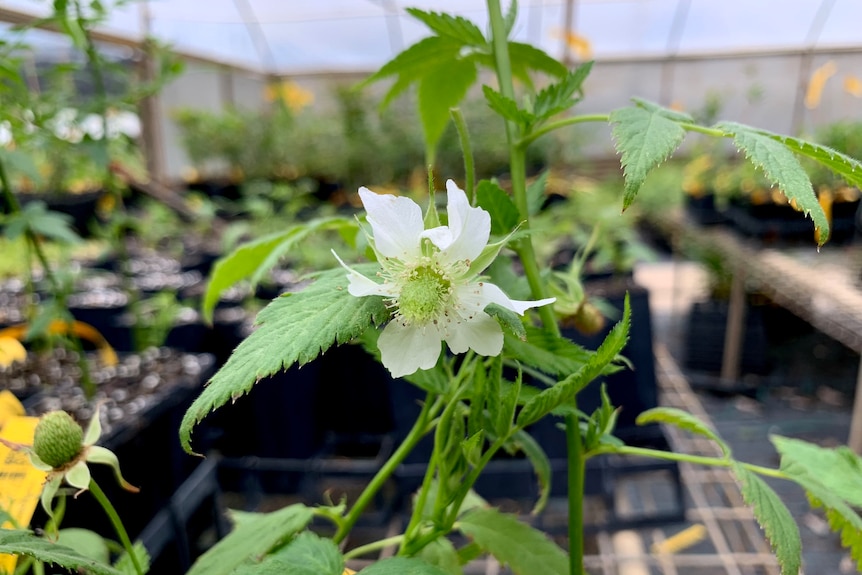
(720, 269, 747, 383)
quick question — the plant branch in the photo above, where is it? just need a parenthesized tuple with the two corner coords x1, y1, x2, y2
(89, 478, 143, 575)
(344, 534, 406, 560)
(587, 444, 787, 480)
(451, 108, 475, 204)
(334, 393, 443, 544)
(518, 114, 611, 148)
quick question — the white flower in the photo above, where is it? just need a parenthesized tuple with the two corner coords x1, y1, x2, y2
(334, 180, 555, 378)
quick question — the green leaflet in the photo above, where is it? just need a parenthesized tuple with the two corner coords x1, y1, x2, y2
(457, 508, 568, 575)
(503, 326, 591, 378)
(526, 170, 548, 217)
(406, 8, 487, 47)
(2, 201, 81, 245)
(771, 435, 862, 508)
(484, 303, 526, 341)
(610, 102, 688, 210)
(202, 216, 354, 323)
(0, 530, 124, 575)
(418, 538, 463, 575)
(358, 557, 451, 575)
(418, 57, 478, 162)
(475, 179, 521, 237)
(482, 86, 534, 131)
(507, 42, 568, 81)
(532, 62, 593, 122)
(766, 132, 862, 190)
(113, 543, 150, 575)
(715, 121, 829, 245)
(181, 264, 389, 453)
(516, 295, 630, 428)
(636, 407, 731, 457)
(229, 531, 343, 575)
(731, 464, 802, 575)
(779, 455, 862, 572)
(186, 504, 315, 575)
(55, 528, 110, 564)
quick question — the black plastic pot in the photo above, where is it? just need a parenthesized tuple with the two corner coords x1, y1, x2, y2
(685, 193, 727, 226)
(683, 299, 770, 375)
(18, 190, 104, 238)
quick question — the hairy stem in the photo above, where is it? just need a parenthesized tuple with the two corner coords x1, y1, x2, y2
(343, 534, 406, 560)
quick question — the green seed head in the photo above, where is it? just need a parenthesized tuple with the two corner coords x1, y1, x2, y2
(398, 265, 451, 324)
(33, 411, 84, 469)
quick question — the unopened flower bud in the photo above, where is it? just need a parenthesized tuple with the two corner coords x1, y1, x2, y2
(33, 411, 84, 469)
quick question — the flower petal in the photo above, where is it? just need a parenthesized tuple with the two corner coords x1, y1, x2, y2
(65, 460, 91, 491)
(360, 187, 424, 260)
(87, 445, 140, 493)
(332, 250, 398, 298)
(377, 321, 443, 378)
(461, 282, 556, 315)
(41, 474, 63, 518)
(437, 180, 491, 265)
(444, 313, 504, 356)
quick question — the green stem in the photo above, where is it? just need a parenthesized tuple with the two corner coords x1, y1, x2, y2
(89, 478, 143, 575)
(678, 122, 728, 138)
(518, 114, 610, 148)
(343, 534, 406, 560)
(487, 3, 583, 574)
(588, 445, 787, 480)
(450, 107, 475, 203)
(334, 394, 443, 544)
(565, 413, 584, 575)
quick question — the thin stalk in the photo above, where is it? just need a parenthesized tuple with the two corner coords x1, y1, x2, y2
(89, 478, 143, 575)
(343, 534, 406, 560)
(588, 445, 787, 480)
(486, 3, 583, 574)
(518, 114, 610, 148)
(450, 107, 475, 203)
(334, 394, 443, 544)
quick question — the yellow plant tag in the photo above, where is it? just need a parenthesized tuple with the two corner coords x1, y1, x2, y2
(0, 320, 118, 367)
(0, 416, 48, 573)
(0, 392, 25, 431)
(0, 337, 26, 369)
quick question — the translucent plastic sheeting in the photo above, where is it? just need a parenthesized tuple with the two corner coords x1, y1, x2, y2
(0, 0, 860, 74)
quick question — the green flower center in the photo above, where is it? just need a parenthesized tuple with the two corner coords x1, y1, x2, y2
(398, 265, 452, 324)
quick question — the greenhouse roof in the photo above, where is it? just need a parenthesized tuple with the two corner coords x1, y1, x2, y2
(1, 0, 860, 75)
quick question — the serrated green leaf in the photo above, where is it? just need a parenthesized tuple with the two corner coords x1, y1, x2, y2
(778, 453, 862, 572)
(359, 557, 451, 575)
(715, 121, 829, 244)
(419, 538, 463, 575)
(533, 62, 593, 122)
(636, 407, 730, 457)
(526, 170, 548, 216)
(476, 179, 521, 235)
(632, 97, 694, 123)
(610, 105, 687, 210)
(203, 217, 353, 323)
(0, 530, 124, 575)
(361, 36, 463, 88)
(458, 508, 567, 575)
(731, 464, 801, 575)
(113, 542, 150, 575)
(503, 326, 591, 378)
(406, 8, 486, 47)
(517, 295, 630, 428)
(187, 505, 314, 575)
(482, 86, 534, 129)
(485, 303, 526, 341)
(230, 531, 343, 575)
(770, 435, 862, 508)
(181, 265, 389, 453)
(511, 428, 551, 515)
(418, 58, 478, 161)
(508, 42, 567, 80)
(764, 132, 862, 190)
